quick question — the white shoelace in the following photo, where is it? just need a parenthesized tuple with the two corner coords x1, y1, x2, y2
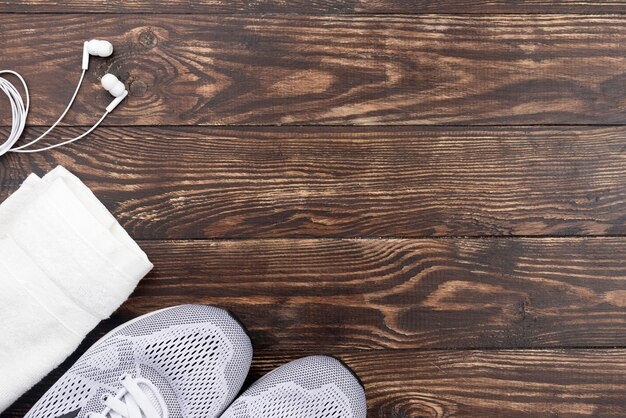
(87, 375, 168, 418)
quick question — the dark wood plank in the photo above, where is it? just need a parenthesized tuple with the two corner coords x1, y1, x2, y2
(359, 1, 626, 14)
(2, 1, 626, 14)
(5, 349, 626, 417)
(2, 126, 625, 238)
(116, 238, 626, 350)
(2, 15, 626, 125)
(0, 236, 618, 353)
(265, 350, 626, 417)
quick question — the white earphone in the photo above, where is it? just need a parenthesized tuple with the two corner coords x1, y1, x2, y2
(83, 40, 114, 69)
(101, 73, 128, 112)
(0, 39, 128, 155)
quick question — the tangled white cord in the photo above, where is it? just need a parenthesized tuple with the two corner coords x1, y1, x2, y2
(0, 70, 29, 156)
(0, 69, 110, 156)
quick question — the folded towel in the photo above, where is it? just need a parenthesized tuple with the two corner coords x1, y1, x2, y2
(0, 166, 153, 412)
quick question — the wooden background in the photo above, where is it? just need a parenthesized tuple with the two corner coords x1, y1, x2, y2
(2, 2, 626, 417)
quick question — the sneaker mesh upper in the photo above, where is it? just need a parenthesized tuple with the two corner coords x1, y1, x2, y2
(25, 305, 253, 418)
(221, 356, 366, 418)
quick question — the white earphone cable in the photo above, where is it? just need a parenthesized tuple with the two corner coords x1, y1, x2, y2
(10, 69, 86, 151)
(0, 69, 106, 156)
(0, 70, 29, 156)
(12, 112, 109, 153)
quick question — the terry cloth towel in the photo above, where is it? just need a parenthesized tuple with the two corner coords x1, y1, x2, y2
(0, 166, 153, 412)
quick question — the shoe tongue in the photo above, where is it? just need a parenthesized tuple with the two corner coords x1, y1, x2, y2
(135, 381, 164, 417)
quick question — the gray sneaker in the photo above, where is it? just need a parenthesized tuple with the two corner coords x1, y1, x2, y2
(220, 356, 366, 418)
(25, 305, 253, 418)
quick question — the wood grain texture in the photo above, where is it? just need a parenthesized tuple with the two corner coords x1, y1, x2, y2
(263, 350, 626, 417)
(2, 126, 625, 239)
(1, 5, 625, 417)
(5, 349, 626, 417)
(3, 15, 626, 125)
(3, 1, 626, 14)
(103, 238, 626, 350)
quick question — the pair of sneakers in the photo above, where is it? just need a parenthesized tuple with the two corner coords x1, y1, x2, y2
(24, 305, 367, 418)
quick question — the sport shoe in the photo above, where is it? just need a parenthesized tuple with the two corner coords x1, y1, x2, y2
(220, 356, 366, 418)
(25, 305, 253, 418)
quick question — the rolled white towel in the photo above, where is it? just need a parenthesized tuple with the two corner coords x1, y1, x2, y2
(0, 166, 153, 412)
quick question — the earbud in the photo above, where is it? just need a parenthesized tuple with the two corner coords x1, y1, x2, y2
(87, 40, 113, 57)
(82, 40, 114, 70)
(101, 73, 128, 112)
(102, 73, 125, 96)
